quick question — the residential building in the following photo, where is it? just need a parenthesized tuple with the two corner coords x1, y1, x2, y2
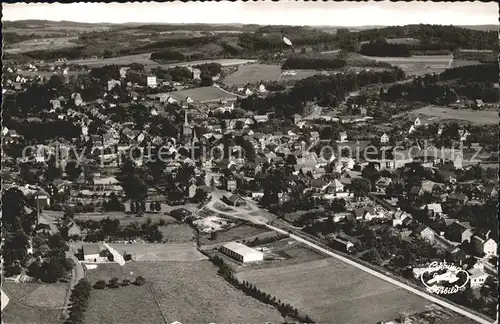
(468, 263, 489, 289)
(338, 132, 348, 143)
(82, 243, 102, 262)
(472, 231, 497, 256)
(107, 79, 121, 91)
(447, 222, 474, 243)
(220, 242, 264, 263)
(224, 194, 246, 207)
(380, 133, 389, 144)
(419, 226, 435, 243)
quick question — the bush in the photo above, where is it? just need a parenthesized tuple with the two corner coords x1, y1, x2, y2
(108, 277, 120, 288)
(93, 280, 106, 289)
(134, 276, 146, 286)
(123, 253, 132, 261)
(121, 279, 131, 286)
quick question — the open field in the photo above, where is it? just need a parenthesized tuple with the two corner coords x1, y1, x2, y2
(396, 105, 499, 125)
(54, 53, 255, 68)
(20, 284, 68, 308)
(109, 242, 207, 261)
(360, 55, 481, 76)
(199, 223, 272, 245)
(16, 70, 88, 78)
(4, 37, 79, 54)
(223, 64, 322, 85)
(126, 261, 283, 323)
(151, 85, 241, 103)
(158, 223, 196, 243)
(3, 282, 68, 308)
(1, 302, 62, 324)
(84, 263, 165, 324)
(237, 258, 431, 324)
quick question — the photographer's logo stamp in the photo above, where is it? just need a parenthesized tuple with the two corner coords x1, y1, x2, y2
(421, 261, 470, 295)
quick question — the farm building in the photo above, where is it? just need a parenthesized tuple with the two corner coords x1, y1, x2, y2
(82, 243, 103, 262)
(219, 242, 264, 263)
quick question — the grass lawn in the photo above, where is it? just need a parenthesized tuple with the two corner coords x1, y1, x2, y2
(84, 263, 165, 324)
(401, 105, 499, 125)
(2, 303, 62, 324)
(126, 261, 283, 323)
(223, 64, 321, 85)
(84, 284, 165, 324)
(20, 284, 68, 308)
(150, 85, 240, 103)
(237, 258, 431, 324)
(109, 243, 207, 261)
(159, 223, 196, 243)
(3, 282, 68, 308)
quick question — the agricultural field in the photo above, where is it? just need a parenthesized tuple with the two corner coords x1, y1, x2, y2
(151, 85, 240, 103)
(223, 63, 322, 85)
(126, 261, 283, 323)
(236, 258, 431, 324)
(2, 282, 66, 324)
(398, 105, 499, 125)
(3, 282, 68, 308)
(84, 263, 165, 324)
(109, 242, 207, 261)
(360, 54, 481, 76)
(4, 37, 80, 54)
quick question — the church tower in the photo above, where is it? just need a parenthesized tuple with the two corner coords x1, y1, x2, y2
(182, 109, 192, 139)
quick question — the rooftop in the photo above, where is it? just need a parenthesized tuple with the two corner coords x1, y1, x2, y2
(221, 242, 262, 256)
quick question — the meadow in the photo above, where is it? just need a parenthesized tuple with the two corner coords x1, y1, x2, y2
(400, 105, 499, 125)
(237, 258, 431, 324)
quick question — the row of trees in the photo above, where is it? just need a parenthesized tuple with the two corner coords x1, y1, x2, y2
(65, 278, 92, 324)
(355, 24, 497, 51)
(77, 217, 164, 243)
(282, 56, 347, 70)
(359, 39, 412, 57)
(93, 276, 145, 289)
(211, 256, 314, 322)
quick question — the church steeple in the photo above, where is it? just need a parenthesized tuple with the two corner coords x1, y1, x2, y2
(184, 109, 189, 126)
(182, 108, 192, 139)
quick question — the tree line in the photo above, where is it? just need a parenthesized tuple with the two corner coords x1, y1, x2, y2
(282, 56, 347, 70)
(359, 39, 412, 57)
(211, 255, 315, 323)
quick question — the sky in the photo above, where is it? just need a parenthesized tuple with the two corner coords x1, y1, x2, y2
(3, 1, 498, 27)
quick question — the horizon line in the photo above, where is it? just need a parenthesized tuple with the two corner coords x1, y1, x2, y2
(3, 19, 498, 28)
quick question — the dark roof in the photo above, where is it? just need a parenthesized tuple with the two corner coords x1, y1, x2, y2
(83, 243, 101, 255)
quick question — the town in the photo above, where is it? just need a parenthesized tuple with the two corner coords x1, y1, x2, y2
(1, 3, 498, 324)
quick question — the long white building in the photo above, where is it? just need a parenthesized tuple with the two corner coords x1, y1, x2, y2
(220, 242, 264, 263)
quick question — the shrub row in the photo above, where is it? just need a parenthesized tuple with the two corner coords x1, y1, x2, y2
(211, 255, 315, 323)
(93, 276, 146, 289)
(65, 278, 92, 324)
(244, 234, 289, 247)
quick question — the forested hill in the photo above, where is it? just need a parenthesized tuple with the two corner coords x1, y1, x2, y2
(353, 24, 497, 50)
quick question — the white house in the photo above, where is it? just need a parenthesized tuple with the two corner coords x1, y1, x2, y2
(219, 242, 264, 263)
(469, 263, 489, 289)
(244, 88, 254, 96)
(380, 133, 389, 144)
(107, 79, 121, 91)
(259, 84, 267, 93)
(185, 96, 194, 104)
(472, 231, 497, 256)
(147, 76, 157, 88)
(338, 132, 348, 143)
(414, 117, 421, 127)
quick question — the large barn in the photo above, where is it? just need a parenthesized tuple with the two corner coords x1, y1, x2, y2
(219, 242, 264, 263)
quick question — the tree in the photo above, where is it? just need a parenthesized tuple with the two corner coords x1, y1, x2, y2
(134, 276, 146, 286)
(350, 178, 371, 197)
(149, 201, 155, 212)
(108, 277, 120, 288)
(155, 201, 161, 212)
(93, 280, 106, 289)
(65, 161, 82, 181)
(121, 279, 131, 286)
